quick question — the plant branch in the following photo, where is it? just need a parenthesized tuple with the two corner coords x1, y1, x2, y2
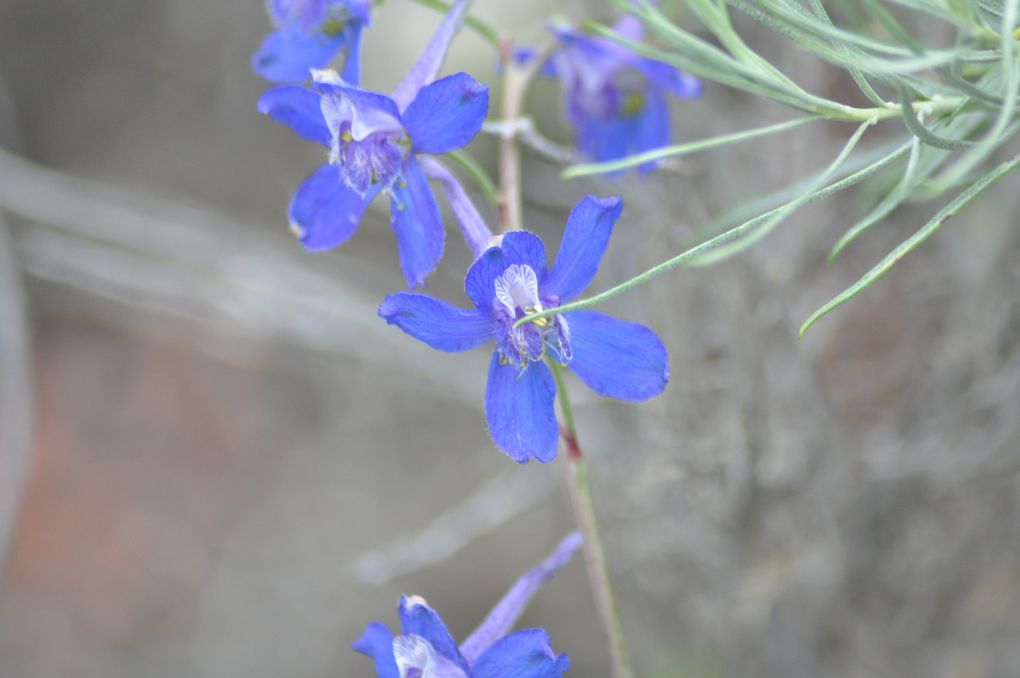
(496, 40, 556, 231)
(548, 358, 633, 678)
(516, 121, 885, 328)
(0, 213, 33, 572)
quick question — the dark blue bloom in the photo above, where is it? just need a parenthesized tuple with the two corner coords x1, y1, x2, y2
(378, 196, 670, 462)
(257, 0, 488, 288)
(547, 15, 701, 170)
(252, 0, 371, 85)
(354, 532, 580, 678)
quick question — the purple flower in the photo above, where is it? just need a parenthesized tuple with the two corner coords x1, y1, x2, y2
(252, 0, 372, 85)
(378, 196, 669, 463)
(548, 15, 701, 170)
(355, 532, 580, 678)
(257, 0, 488, 288)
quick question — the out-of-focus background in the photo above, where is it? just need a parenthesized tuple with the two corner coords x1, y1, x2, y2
(1, 1, 1019, 677)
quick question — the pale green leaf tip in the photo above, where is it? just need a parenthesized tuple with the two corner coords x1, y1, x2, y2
(798, 314, 820, 338)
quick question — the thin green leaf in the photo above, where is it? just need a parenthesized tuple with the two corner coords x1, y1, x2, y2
(699, 138, 912, 240)
(445, 149, 499, 205)
(590, 22, 878, 119)
(562, 116, 820, 179)
(857, 0, 925, 52)
(687, 119, 875, 265)
(800, 152, 1020, 336)
(642, 0, 809, 94)
(829, 137, 924, 259)
(516, 122, 885, 328)
(930, 0, 1020, 188)
(808, 0, 888, 106)
(832, 109, 990, 253)
(898, 85, 978, 149)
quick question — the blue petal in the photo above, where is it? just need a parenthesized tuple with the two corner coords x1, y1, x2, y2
(511, 46, 558, 76)
(545, 196, 623, 303)
(269, 0, 328, 29)
(251, 25, 347, 83)
(268, 0, 291, 25)
(389, 156, 445, 288)
(344, 0, 373, 25)
(636, 58, 702, 99)
(563, 310, 669, 401)
(500, 231, 549, 278)
(551, 26, 621, 74)
(472, 629, 570, 678)
(339, 23, 364, 86)
(460, 532, 581, 663)
(315, 80, 404, 141)
(352, 621, 400, 678)
(398, 597, 470, 673)
(378, 293, 494, 352)
(404, 73, 489, 155)
(484, 354, 559, 463)
(574, 113, 632, 164)
(633, 88, 671, 173)
(463, 232, 548, 311)
(466, 245, 512, 309)
(611, 13, 646, 43)
(257, 86, 330, 146)
(288, 164, 377, 251)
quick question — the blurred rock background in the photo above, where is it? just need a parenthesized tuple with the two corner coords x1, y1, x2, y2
(0, 1, 1018, 677)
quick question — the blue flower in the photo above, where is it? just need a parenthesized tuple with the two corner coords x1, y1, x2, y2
(252, 0, 371, 85)
(258, 0, 487, 288)
(378, 196, 669, 463)
(548, 15, 701, 170)
(355, 532, 580, 678)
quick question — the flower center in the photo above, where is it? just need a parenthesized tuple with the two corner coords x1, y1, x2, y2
(494, 264, 542, 317)
(492, 264, 572, 368)
(333, 123, 406, 196)
(318, 85, 409, 196)
(392, 635, 469, 678)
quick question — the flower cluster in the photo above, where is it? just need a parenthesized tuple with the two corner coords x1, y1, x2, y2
(253, 1, 691, 670)
(354, 533, 580, 678)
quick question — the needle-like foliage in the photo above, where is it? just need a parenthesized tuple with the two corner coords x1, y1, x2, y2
(560, 0, 1019, 334)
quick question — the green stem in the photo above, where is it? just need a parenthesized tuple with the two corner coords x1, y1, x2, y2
(564, 93, 971, 181)
(547, 358, 634, 678)
(497, 61, 525, 231)
(517, 121, 884, 329)
(800, 152, 1020, 335)
(446, 149, 499, 205)
(496, 40, 556, 232)
(562, 115, 821, 178)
